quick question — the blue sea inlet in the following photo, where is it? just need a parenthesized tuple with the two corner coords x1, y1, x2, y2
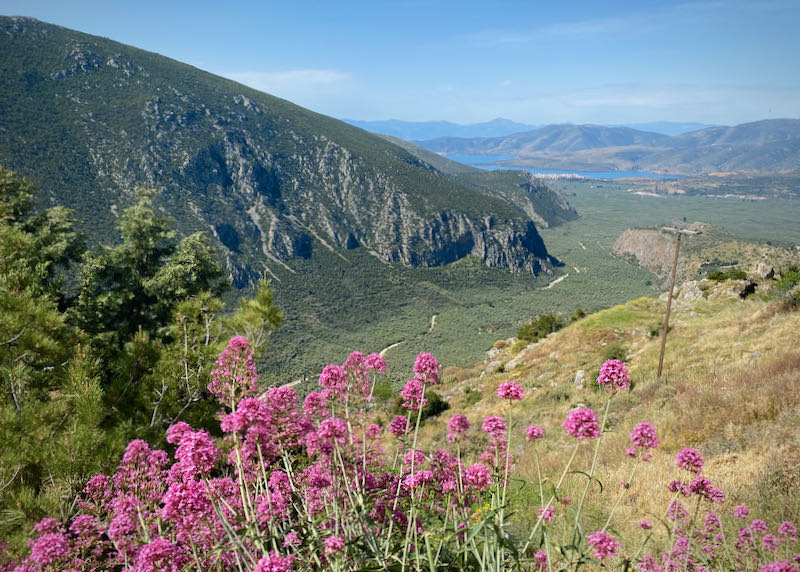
(446, 155, 684, 180)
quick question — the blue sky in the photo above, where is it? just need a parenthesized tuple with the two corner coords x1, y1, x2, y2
(2, 0, 798, 125)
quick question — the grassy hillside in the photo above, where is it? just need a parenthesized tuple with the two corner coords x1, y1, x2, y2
(416, 280, 800, 554)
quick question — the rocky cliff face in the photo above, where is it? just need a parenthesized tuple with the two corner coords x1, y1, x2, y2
(0, 17, 558, 286)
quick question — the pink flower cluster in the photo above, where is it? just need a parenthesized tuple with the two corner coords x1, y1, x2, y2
(630, 421, 659, 450)
(413, 352, 440, 385)
(596, 358, 630, 394)
(6, 346, 798, 571)
(562, 407, 600, 440)
(587, 530, 620, 560)
(497, 381, 524, 400)
(675, 447, 704, 474)
(447, 413, 470, 443)
(207, 336, 258, 407)
(525, 426, 544, 441)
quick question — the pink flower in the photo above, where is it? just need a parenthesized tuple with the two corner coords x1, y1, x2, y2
(538, 505, 554, 522)
(526, 426, 544, 441)
(638, 554, 660, 572)
(763, 534, 779, 552)
(401, 378, 427, 410)
(404, 449, 427, 468)
(587, 530, 621, 560)
(534, 550, 548, 571)
(734, 504, 750, 519)
(283, 531, 301, 548)
(29, 532, 69, 568)
(364, 353, 387, 373)
(388, 415, 410, 438)
(317, 417, 348, 447)
(675, 447, 704, 474)
(464, 463, 493, 491)
(640, 520, 653, 530)
(133, 538, 189, 572)
(630, 422, 660, 450)
(254, 552, 295, 572)
(413, 353, 440, 385)
(168, 425, 219, 480)
(303, 391, 327, 417)
(220, 397, 272, 434)
(752, 519, 769, 534)
(323, 535, 345, 555)
(83, 474, 112, 503)
(208, 336, 258, 405)
(160, 479, 212, 526)
(778, 521, 797, 541)
(708, 487, 725, 503)
(597, 359, 630, 394)
(402, 469, 434, 490)
(69, 514, 98, 538)
(482, 416, 507, 439)
(689, 476, 714, 498)
(562, 408, 600, 440)
(759, 561, 800, 572)
(319, 364, 346, 392)
(366, 423, 383, 440)
(447, 414, 470, 442)
(497, 381, 524, 400)
(33, 517, 61, 535)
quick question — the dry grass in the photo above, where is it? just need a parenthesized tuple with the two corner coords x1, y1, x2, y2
(415, 289, 800, 547)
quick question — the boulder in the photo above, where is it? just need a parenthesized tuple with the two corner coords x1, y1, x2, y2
(677, 280, 704, 301)
(574, 369, 585, 390)
(756, 263, 774, 279)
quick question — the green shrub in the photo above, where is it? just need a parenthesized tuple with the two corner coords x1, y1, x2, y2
(517, 312, 565, 343)
(569, 307, 587, 322)
(510, 340, 527, 354)
(421, 390, 450, 419)
(775, 266, 800, 291)
(372, 380, 394, 404)
(707, 267, 748, 282)
(600, 340, 628, 362)
(463, 386, 482, 406)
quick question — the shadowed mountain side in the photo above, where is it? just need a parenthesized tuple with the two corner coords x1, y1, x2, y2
(0, 16, 576, 287)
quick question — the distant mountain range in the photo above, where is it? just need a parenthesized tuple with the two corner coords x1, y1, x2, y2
(342, 118, 716, 141)
(342, 118, 536, 141)
(414, 120, 800, 175)
(0, 16, 577, 287)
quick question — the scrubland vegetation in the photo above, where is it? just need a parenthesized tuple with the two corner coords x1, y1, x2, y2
(2, 167, 800, 570)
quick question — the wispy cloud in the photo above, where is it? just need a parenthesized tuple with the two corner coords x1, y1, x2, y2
(220, 69, 350, 95)
(484, 83, 800, 124)
(473, 13, 652, 45)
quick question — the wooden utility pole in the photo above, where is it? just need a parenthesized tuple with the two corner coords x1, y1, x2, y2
(657, 227, 701, 382)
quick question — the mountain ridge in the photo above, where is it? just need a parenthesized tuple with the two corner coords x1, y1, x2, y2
(415, 119, 800, 175)
(0, 16, 576, 286)
(342, 118, 717, 140)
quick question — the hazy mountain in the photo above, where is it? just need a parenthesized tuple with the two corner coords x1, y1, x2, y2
(419, 124, 672, 156)
(0, 16, 576, 288)
(615, 121, 717, 136)
(416, 120, 800, 175)
(342, 118, 536, 141)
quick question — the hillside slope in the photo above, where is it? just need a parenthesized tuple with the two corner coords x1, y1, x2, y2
(0, 16, 573, 286)
(419, 280, 800, 547)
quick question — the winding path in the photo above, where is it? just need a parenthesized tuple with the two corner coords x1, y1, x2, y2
(543, 273, 569, 289)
